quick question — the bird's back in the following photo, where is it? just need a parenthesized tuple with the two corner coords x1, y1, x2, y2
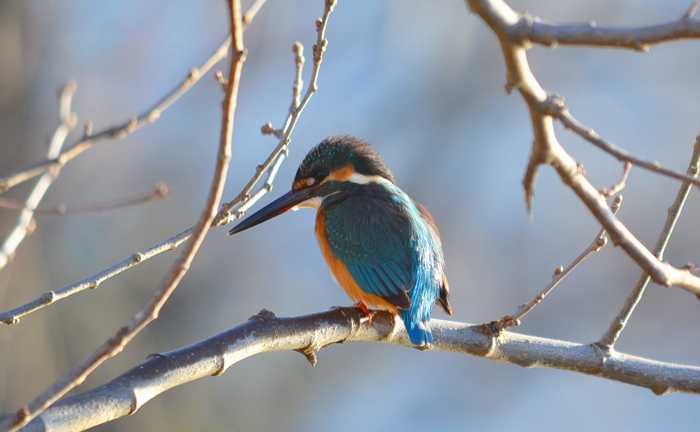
(317, 180, 447, 346)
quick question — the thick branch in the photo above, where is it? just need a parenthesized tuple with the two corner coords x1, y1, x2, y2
(10, 308, 700, 431)
(1, 2, 247, 430)
(466, 0, 700, 296)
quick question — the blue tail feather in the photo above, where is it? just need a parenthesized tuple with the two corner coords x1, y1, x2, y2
(400, 310, 433, 346)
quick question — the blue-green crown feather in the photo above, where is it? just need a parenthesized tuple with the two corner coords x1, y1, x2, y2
(294, 136, 395, 185)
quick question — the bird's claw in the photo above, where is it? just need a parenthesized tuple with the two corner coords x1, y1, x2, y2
(354, 302, 375, 325)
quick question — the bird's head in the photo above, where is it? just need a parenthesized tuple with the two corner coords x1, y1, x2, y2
(229, 135, 393, 235)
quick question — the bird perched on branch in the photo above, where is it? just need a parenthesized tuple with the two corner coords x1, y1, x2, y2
(229, 136, 452, 348)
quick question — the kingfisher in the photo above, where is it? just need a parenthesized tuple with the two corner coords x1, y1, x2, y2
(229, 136, 452, 348)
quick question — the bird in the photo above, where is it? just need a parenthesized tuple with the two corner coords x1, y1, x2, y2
(229, 135, 452, 348)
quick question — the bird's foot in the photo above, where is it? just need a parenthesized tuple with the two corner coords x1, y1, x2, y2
(354, 302, 375, 325)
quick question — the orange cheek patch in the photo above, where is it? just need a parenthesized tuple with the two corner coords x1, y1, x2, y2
(326, 165, 355, 182)
(315, 211, 398, 314)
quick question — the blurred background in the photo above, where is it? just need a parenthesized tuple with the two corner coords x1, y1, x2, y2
(1, 0, 700, 430)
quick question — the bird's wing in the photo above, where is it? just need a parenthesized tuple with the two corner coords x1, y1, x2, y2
(416, 202, 452, 315)
(322, 194, 414, 310)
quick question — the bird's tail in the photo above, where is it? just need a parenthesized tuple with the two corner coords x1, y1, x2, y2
(400, 310, 433, 348)
(438, 275, 453, 316)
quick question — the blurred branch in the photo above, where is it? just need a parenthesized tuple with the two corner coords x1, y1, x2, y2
(0, 83, 77, 272)
(597, 136, 700, 349)
(510, 1, 700, 50)
(0, 227, 191, 325)
(488, 195, 623, 333)
(0, 0, 265, 196)
(219, 0, 337, 223)
(466, 0, 700, 297)
(11, 308, 700, 431)
(0, 183, 168, 215)
(0, 0, 336, 327)
(600, 162, 631, 197)
(1, 2, 248, 430)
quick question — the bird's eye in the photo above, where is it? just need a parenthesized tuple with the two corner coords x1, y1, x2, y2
(293, 176, 317, 191)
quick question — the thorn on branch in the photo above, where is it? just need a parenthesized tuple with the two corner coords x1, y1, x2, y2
(249, 308, 277, 321)
(83, 121, 93, 138)
(683, 1, 699, 19)
(295, 345, 319, 367)
(215, 70, 228, 91)
(651, 385, 672, 396)
(260, 122, 283, 138)
(600, 162, 632, 197)
(522, 148, 543, 216)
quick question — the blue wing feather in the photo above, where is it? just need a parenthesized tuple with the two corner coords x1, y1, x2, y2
(322, 182, 445, 345)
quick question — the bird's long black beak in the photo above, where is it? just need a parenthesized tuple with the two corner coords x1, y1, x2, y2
(228, 186, 319, 235)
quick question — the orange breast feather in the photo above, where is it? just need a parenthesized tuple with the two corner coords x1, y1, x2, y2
(315, 210, 398, 314)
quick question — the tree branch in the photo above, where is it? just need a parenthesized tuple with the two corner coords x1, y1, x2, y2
(510, 1, 700, 51)
(0, 183, 167, 215)
(597, 136, 700, 348)
(0, 2, 264, 196)
(1, 2, 247, 430)
(466, 0, 700, 297)
(0, 0, 336, 327)
(555, 105, 700, 191)
(0, 83, 77, 271)
(9, 308, 700, 431)
(488, 195, 623, 332)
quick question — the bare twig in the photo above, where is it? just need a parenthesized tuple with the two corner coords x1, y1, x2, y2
(1, 2, 247, 430)
(218, 0, 337, 224)
(600, 162, 631, 197)
(0, 2, 265, 195)
(466, 0, 700, 297)
(0, 83, 77, 272)
(242, 0, 267, 25)
(10, 308, 700, 431)
(509, 2, 700, 51)
(0, 182, 168, 215)
(0, 0, 335, 328)
(488, 196, 623, 333)
(0, 227, 193, 325)
(555, 106, 700, 191)
(291, 41, 305, 110)
(597, 136, 700, 348)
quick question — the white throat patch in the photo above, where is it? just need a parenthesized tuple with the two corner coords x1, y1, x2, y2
(347, 173, 393, 186)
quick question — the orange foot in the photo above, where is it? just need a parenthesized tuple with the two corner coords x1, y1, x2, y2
(354, 302, 374, 325)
